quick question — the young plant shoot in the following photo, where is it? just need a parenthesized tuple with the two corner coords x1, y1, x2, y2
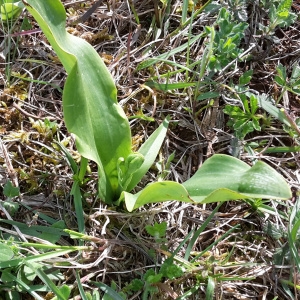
(23, 0, 291, 212)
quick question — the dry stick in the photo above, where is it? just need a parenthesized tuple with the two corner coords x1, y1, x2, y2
(13, 102, 42, 119)
(0, 137, 18, 187)
(13, 102, 58, 120)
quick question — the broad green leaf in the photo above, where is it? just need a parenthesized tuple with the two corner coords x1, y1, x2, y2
(24, 0, 132, 202)
(23, 263, 40, 282)
(125, 117, 170, 192)
(123, 154, 291, 211)
(183, 154, 291, 203)
(40, 220, 66, 243)
(274, 75, 285, 86)
(1, 271, 44, 300)
(122, 181, 193, 212)
(3, 180, 20, 197)
(2, 200, 19, 216)
(0, 243, 14, 262)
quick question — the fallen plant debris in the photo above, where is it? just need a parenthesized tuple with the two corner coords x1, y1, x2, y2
(0, 0, 300, 299)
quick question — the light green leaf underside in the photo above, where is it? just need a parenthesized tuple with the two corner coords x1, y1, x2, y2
(123, 154, 291, 211)
(122, 181, 192, 212)
(183, 154, 291, 202)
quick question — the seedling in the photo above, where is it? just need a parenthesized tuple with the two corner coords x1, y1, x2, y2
(224, 93, 262, 139)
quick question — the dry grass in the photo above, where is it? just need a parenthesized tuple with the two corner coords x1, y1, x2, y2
(1, 0, 300, 299)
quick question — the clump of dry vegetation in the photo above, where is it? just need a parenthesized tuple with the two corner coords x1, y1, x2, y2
(0, 0, 300, 299)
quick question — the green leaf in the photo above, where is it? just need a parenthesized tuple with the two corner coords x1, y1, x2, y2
(91, 282, 125, 300)
(40, 220, 66, 243)
(2, 200, 19, 216)
(275, 64, 287, 84)
(278, 0, 292, 12)
(144, 269, 162, 283)
(3, 181, 20, 197)
(206, 277, 215, 300)
(24, 0, 132, 202)
(252, 118, 261, 131)
(249, 94, 258, 114)
(71, 181, 85, 235)
(123, 154, 290, 211)
(196, 91, 220, 101)
(274, 75, 285, 86)
(145, 221, 167, 238)
(125, 117, 169, 192)
(122, 181, 192, 212)
(0, 1, 23, 21)
(160, 258, 183, 279)
(256, 94, 291, 127)
(0, 243, 14, 262)
(117, 152, 145, 191)
(0, 219, 68, 243)
(182, 154, 291, 203)
(291, 65, 300, 83)
(23, 263, 40, 282)
(239, 70, 253, 85)
(24, 262, 70, 300)
(0, 249, 73, 269)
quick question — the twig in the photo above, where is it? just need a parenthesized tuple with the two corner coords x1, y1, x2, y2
(0, 137, 18, 187)
(13, 102, 57, 120)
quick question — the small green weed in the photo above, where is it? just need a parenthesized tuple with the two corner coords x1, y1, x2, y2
(205, 7, 248, 74)
(224, 93, 262, 139)
(274, 64, 300, 103)
(260, 0, 297, 34)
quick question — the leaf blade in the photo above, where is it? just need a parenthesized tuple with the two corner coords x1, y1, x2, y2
(24, 0, 132, 201)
